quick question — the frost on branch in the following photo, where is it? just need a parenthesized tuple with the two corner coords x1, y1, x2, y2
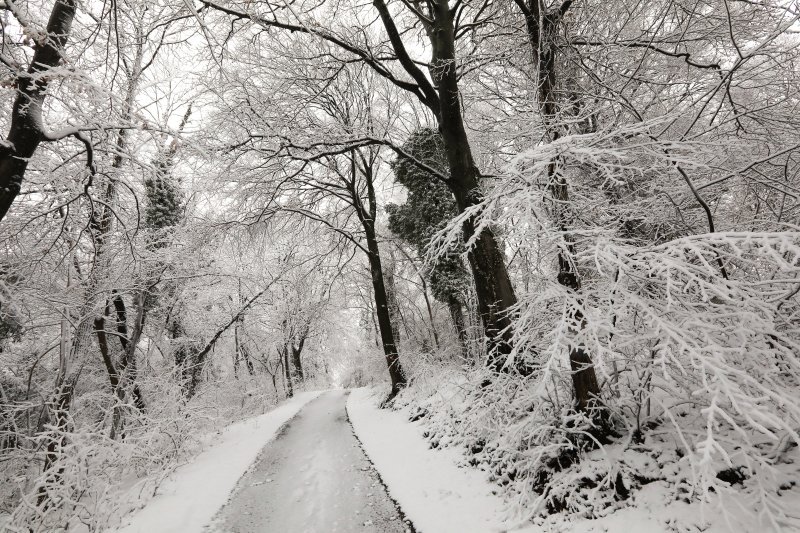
(415, 122, 800, 528)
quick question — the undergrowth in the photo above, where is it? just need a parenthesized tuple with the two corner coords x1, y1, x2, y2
(0, 372, 284, 532)
(391, 356, 800, 532)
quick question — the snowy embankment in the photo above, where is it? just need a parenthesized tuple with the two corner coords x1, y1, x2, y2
(113, 390, 322, 533)
(351, 382, 800, 533)
(347, 387, 535, 533)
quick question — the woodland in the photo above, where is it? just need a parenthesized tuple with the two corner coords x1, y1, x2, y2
(1, 0, 800, 531)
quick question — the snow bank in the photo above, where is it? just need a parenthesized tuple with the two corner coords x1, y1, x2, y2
(113, 390, 322, 533)
(347, 387, 534, 533)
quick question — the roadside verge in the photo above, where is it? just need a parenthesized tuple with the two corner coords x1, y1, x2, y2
(347, 387, 534, 533)
(114, 390, 323, 533)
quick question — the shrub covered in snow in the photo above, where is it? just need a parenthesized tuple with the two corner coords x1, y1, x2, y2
(398, 126, 800, 531)
(0, 370, 284, 532)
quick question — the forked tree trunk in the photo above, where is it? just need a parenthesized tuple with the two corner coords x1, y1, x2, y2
(234, 318, 255, 377)
(38, 304, 93, 508)
(111, 293, 146, 411)
(290, 336, 305, 382)
(234, 281, 255, 377)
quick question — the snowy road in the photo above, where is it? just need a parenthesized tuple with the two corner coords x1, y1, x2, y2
(209, 390, 412, 533)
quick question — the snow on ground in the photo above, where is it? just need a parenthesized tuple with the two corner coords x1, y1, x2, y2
(112, 390, 322, 533)
(352, 381, 800, 533)
(211, 390, 410, 532)
(347, 387, 535, 533)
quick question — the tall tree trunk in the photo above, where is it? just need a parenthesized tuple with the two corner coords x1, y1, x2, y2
(552, 180, 604, 415)
(423, 1, 518, 370)
(393, 245, 442, 351)
(0, 0, 79, 223)
(364, 225, 407, 396)
(233, 279, 255, 377)
(383, 253, 403, 346)
(420, 278, 441, 351)
(243, 344, 255, 375)
(38, 303, 92, 507)
(36, 382, 72, 508)
(368, 297, 381, 348)
(94, 314, 127, 439)
(234, 322, 255, 377)
(270, 372, 278, 396)
(515, 0, 605, 419)
(290, 326, 307, 382)
(169, 314, 196, 396)
(290, 345, 304, 382)
(281, 345, 294, 398)
(111, 293, 146, 411)
(184, 345, 206, 400)
(234, 318, 243, 379)
(350, 152, 407, 396)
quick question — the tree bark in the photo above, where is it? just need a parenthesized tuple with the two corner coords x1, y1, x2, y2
(290, 327, 306, 382)
(36, 382, 72, 508)
(111, 293, 146, 411)
(515, 0, 606, 419)
(419, 0, 518, 369)
(280, 344, 294, 398)
(290, 344, 304, 382)
(383, 255, 403, 346)
(0, 0, 79, 222)
(94, 315, 126, 439)
(447, 296, 469, 359)
(234, 281, 256, 377)
(420, 277, 440, 351)
(234, 317, 254, 377)
(350, 153, 407, 396)
(365, 225, 407, 395)
(38, 301, 92, 507)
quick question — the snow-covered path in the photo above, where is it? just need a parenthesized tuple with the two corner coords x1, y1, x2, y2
(209, 390, 412, 533)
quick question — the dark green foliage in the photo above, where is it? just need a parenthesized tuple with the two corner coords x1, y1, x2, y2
(144, 159, 183, 233)
(142, 153, 184, 312)
(0, 267, 23, 343)
(0, 302, 22, 343)
(387, 129, 469, 303)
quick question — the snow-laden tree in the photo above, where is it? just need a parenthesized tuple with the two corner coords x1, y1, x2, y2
(422, 0, 800, 514)
(196, 0, 520, 368)
(200, 34, 412, 395)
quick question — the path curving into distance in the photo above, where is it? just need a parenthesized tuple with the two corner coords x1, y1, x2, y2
(209, 390, 412, 533)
